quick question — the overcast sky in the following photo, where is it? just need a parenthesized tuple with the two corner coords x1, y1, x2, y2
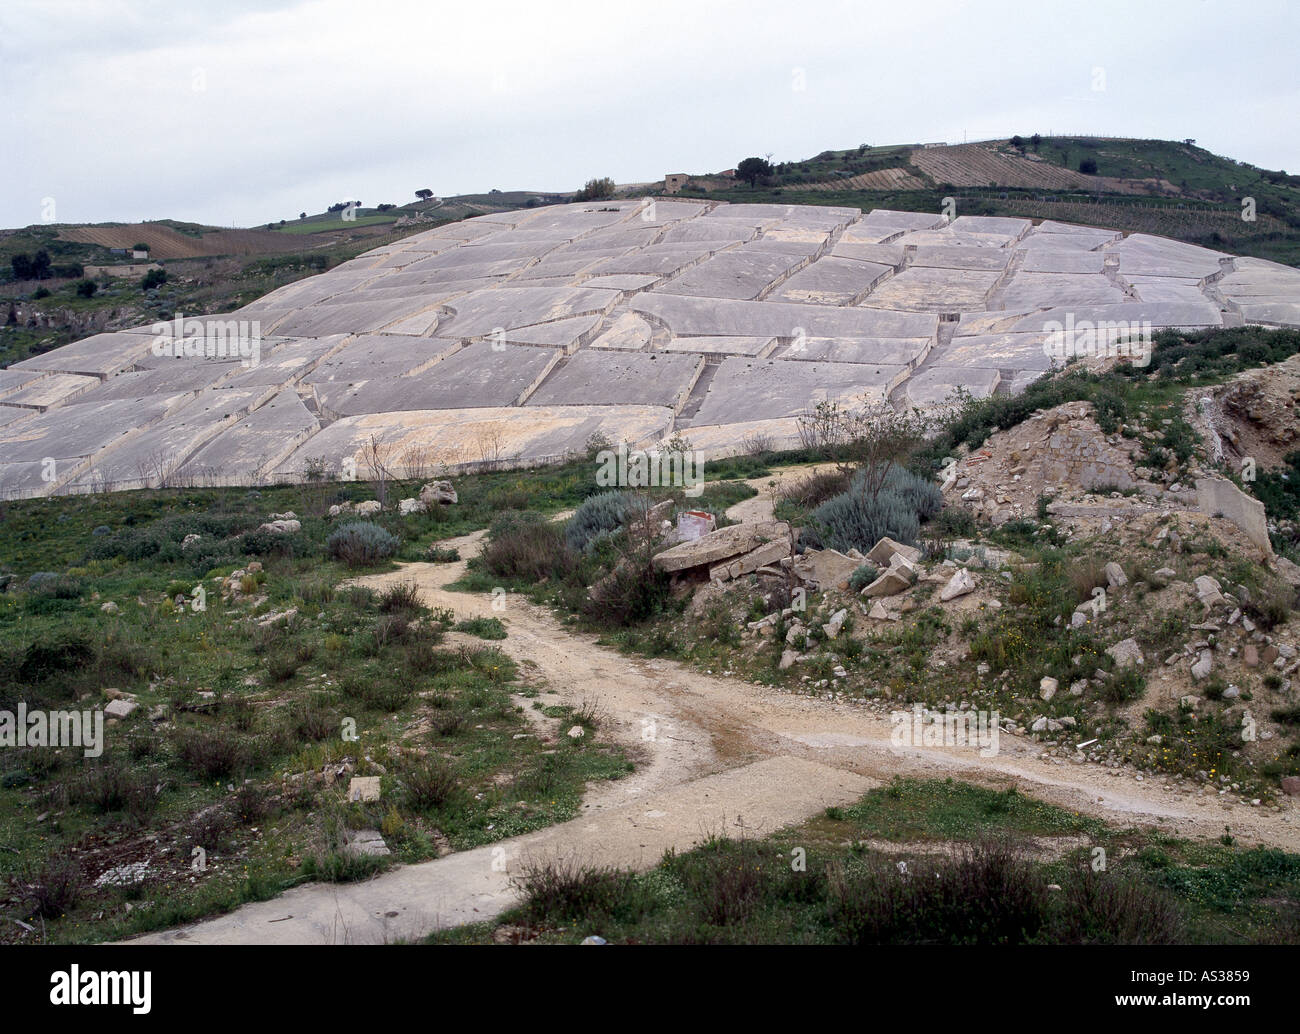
(2, 0, 1298, 229)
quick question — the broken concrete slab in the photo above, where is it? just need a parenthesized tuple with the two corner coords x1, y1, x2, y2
(654, 520, 791, 573)
(1197, 477, 1272, 556)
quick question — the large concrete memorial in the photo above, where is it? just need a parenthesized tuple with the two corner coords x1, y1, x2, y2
(4, 198, 1300, 496)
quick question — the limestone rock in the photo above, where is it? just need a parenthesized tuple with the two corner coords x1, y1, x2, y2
(862, 565, 913, 598)
(865, 537, 921, 569)
(1106, 638, 1144, 669)
(344, 830, 391, 858)
(653, 521, 789, 573)
(822, 608, 848, 640)
(104, 698, 138, 720)
(1194, 575, 1224, 608)
(939, 568, 977, 602)
(419, 480, 458, 506)
(790, 547, 860, 591)
(713, 539, 791, 582)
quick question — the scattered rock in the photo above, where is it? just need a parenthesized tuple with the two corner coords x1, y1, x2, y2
(865, 537, 921, 569)
(343, 829, 391, 858)
(1106, 638, 1144, 669)
(822, 608, 849, 640)
(939, 568, 976, 602)
(654, 521, 790, 573)
(104, 698, 138, 720)
(1194, 575, 1224, 608)
(419, 481, 458, 506)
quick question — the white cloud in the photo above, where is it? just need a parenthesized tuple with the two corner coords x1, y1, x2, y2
(2, 0, 1297, 227)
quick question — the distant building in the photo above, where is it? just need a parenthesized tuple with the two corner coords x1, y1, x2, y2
(664, 173, 689, 194)
(719, 169, 736, 179)
(131, 249, 149, 260)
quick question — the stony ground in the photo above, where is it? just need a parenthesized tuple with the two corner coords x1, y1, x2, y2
(130, 508, 1300, 945)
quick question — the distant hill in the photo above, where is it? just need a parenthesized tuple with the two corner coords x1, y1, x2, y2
(672, 136, 1300, 266)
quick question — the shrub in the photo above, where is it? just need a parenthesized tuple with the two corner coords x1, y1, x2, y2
(455, 616, 507, 640)
(187, 806, 235, 853)
(71, 760, 156, 817)
(290, 702, 336, 742)
(266, 652, 301, 682)
(565, 490, 648, 553)
(513, 857, 644, 923)
(379, 580, 423, 614)
(14, 630, 96, 684)
(811, 486, 920, 552)
(827, 839, 1048, 945)
(779, 469, 852, 510)
(1100, 668, 1146, 704)
(24, 853, 84, 919)
(808, 464, 942, 553)
(482, 510, 574, 581)
(233, 782, 272, 825)
(582, 557, 673, 625)
(867, 465, 943, 521)
(931, 505, 977, 537)
(327, 522, 399, 567)
(404, 757, 458, 810)
(174, 726, 251, 778)
(1054, 864, 1183, 944)
(848, 564, 880, 592)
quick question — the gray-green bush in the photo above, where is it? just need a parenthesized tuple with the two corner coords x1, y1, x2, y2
(809, 463, 942, 552)
(565, 490, 648, 553)
(327, 521, 399, 567)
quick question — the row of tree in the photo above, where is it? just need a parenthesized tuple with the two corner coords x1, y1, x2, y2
(11, 250, 84, 281)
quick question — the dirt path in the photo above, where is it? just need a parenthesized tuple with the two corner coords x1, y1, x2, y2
(723, 462, 839, 524)
(131, 518, 1300, 945)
